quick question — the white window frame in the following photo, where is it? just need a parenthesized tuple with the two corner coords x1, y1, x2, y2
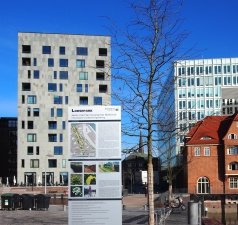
(204, 147, 210, 156)
(229, 177, 238, 189)
(197, 177, 210, 194)
(229, 162, 238, 170)
(194, 147, 200, 156)
(228, 133, 238, 139)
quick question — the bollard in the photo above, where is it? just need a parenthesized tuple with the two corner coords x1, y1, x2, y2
(204, 207, 208, 217)
(188, 201, 199, 225)
(144, 204, 148, 211)
(198, 201, 202, 225)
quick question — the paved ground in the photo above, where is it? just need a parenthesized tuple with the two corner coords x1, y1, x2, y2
(0, 194, 189, 225)
(0, 208, 188, 225)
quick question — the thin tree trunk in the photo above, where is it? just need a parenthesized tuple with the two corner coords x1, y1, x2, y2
(148, 160, 154, 225)
(168, 183, 173, 202)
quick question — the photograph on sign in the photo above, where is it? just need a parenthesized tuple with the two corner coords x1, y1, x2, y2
(69, 160, 121, 199)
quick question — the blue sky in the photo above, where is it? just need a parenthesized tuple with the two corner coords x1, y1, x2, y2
(1, 0, 238, 117)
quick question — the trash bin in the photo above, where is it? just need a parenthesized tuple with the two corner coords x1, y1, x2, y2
(21, 194, 35, 210)
(1, 193, 21, 210)
(35, 194, 51, 210)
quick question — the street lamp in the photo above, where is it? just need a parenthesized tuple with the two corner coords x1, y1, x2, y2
(44, 154, 53, 194)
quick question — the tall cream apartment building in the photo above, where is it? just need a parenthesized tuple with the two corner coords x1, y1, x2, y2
(17, 32, 111, 185)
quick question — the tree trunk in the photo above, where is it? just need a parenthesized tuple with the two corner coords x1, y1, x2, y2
(168, 183, 173, 202)
(148, 153, 154, 225)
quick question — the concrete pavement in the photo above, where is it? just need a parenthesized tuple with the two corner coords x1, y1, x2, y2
(0, 194, 189, 225)
(0, 208, 188, 225)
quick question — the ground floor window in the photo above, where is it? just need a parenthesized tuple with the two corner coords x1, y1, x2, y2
(197, 177, 210, 194)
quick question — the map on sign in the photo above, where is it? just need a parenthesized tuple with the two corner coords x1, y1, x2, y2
(70, 123, 96, 157)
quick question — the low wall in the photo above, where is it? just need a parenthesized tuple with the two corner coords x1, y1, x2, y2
(204, 200, 237, 214)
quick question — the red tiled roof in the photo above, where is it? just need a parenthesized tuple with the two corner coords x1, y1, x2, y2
(186, 115, 228, 145)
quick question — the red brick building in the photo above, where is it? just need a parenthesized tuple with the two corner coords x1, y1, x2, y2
(185, 112, 238, 195)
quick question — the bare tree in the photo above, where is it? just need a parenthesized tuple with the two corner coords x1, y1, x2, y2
(111, 0, 187, 224)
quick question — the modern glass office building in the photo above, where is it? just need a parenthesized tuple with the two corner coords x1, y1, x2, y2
(17, 32, 111, 185)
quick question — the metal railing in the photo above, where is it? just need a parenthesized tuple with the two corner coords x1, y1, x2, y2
(123, 208, 172, 225)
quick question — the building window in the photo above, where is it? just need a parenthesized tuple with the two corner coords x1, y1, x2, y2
(62, 159, 66, 168)
(21, 159, 25, 168)
(85, 84, 88, 92)
(60, 134, 63, 142)
(59, 83, 63, 92)
(76, 59, 85, 68)
(194, 147, 200, 156)
(96, 60, 105, 68)
(228, 146, 238, 155)
(59, 59, 68, 67)
(197, 177, 210, 194)
(28, 70, 31, 78)
(48, 58, 54, 67)
(22, 58, 31, 66)
(33, 58, 37, 66)
(27, 95, 37, 104)
(22, 83, 31, 91)
(54, 71, 57, 79)
(42, 46, 51, 54)
(30, 159, 39, 168)
(48, 134, 57, 142)
(99, 84, 108, 93)
(54, 146, 63, 155)
(48, 83, 57, 92)
(204, 147, 210, 156)
(229, 162, 238, 170)
(80, 97, 88, 105)
(27, 133, 37, 142)
(229, 177, 238, 189)
(8, 120, 17, 128)
(60, 172, 68, 185)
(96, 72, 105, 80)
(27, 121, 34, 129)
(59, 71, 68, 79)
(65, 96, 68, 104)
(79, 72, 88, 80)
(99, 48, 107, 56)
(22, 121, 25, 129)
(22, 45, 31, 53)
(59, 46, 65, 55)
(51, 108, 54, 117)
(48, 159, 57, 168)
(33, 70, 40, 79)
(27, 146, 33, 155)
(228, 134, 238, 139)
(94, 97, 102, 105)
(54, 96, 63, 104)
(76, 84, 83, 92)
(48, 121, 57, 129)
(22, 95, 25, 104)
(62, 121, 66, 130)
(36, 146, 39, 155)
(27, 108, 31, 116)
(76, 47, 88, 56)
(57, 108, 63, 117)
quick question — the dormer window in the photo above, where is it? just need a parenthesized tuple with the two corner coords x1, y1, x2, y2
(228, 134, 238, 139)
(200, 136, 212, 140)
